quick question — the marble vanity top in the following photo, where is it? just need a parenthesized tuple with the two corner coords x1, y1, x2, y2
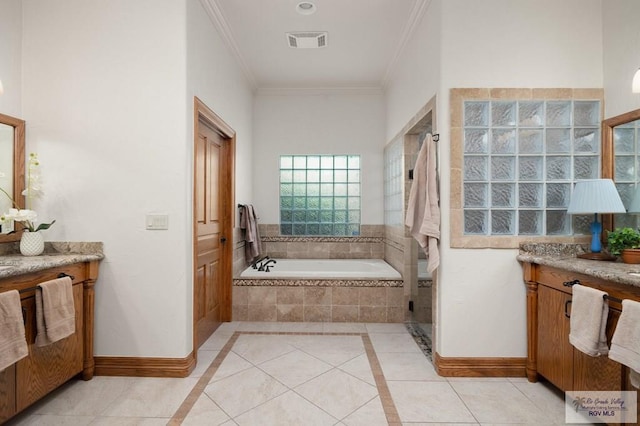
(0, 241, 104, 279)
(517, 243, 640, 288)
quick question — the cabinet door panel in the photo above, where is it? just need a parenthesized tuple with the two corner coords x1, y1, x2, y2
(16, 284, 83, 411)
(573, 308, 623, 391)
(0, 364, 16, 422)
(537, 284, 573, 390)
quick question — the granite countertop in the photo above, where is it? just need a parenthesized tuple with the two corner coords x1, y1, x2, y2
(0, 241, 104, 279)
(517, 243, 640, 288)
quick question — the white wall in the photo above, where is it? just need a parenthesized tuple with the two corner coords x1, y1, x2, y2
(385, 0, 441, 142)
(386, 0, 605, 358)
(0, 0, 22, 117)
(187, 0, 254, 209)
(603, 0, 640, 117)
(437, 0, 603, 357)
(17, 0, 255, 359)
(22, 0, 192, 357)
(252, 89, 386, 224)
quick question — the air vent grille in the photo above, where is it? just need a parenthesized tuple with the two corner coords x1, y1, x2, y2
(286, 32, 328, 49)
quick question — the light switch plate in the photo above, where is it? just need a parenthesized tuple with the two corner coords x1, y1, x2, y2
(146, 214, 169, 230)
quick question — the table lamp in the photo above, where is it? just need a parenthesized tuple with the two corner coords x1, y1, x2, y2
(566, 179, 626, 260)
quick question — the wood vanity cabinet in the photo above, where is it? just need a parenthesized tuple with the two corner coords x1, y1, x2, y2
(523, 262, 640, 422)
(0, 260, 98, 423)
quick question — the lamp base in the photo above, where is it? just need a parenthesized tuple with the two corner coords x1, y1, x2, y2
(577, 252, 617, 261)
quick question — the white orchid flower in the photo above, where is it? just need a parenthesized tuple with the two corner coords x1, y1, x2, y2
(22, 187, 44, 198)
(1, 152, 55, 233)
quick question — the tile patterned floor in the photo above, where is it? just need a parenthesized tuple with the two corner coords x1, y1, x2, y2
(6, 321, 570, 425)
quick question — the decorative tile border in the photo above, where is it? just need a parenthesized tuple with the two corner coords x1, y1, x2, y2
(233, 278, 403, 287)
(418, 279, 433, 288)
(169, 331, 401, 424)
(261, 236, 383, 243)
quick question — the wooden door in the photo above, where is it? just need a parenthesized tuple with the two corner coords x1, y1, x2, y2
(193, 97, 234, 351)
(195, 122, 224, 347)
(537, 284, 573, 390)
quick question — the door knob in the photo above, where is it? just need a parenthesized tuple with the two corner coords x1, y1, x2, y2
(220, 237, 227, 243)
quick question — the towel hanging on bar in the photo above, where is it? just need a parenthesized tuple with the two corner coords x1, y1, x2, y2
(239, 204, 263, 264)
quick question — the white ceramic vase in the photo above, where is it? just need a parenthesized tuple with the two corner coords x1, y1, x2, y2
(20, 231, 44, 256)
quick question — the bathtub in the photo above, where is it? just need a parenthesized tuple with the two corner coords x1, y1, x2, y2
(239, 258, 401, 280)
(234, 258, 404, 322)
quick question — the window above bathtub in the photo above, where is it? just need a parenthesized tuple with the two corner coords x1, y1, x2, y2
(279, 154, 361, 236)
(451, 88, 604, 248)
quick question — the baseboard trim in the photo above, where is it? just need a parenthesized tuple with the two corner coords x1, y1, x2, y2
(94, 352, 196, 378)
(433, 352, 527, 377)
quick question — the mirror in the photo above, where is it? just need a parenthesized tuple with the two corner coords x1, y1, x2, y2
(601, 108, 640, 233)
(0, 112, 25, 243)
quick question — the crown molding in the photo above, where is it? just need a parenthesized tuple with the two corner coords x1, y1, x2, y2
(381, 0, 431, 89)
(200, 0, 258, 89)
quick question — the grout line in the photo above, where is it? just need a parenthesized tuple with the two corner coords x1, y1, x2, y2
(361, 333, 402, 424)
(168, 331, 240, 425)
(169, 328, 403, 424)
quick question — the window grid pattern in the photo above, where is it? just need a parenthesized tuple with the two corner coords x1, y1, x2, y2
(463, 100, 600, 236)
(614, 118, 640, 229)
(279, 155, 361, 236)
(384, 140, 403, 226)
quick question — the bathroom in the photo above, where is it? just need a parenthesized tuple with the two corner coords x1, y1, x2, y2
(1, 0, 640, 423)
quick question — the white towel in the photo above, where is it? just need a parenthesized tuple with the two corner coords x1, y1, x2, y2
(609, 299, 640, 388)
(35, 276, 75, 347)
(405, 134, 440, 273)
(0, 290, 28, 371)
(569, 285, 609, 357)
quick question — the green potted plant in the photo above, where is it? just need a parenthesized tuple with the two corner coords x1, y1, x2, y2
(607, 227, 640, 263)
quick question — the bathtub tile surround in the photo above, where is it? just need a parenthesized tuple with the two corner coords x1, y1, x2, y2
(259, 224, 384, 259)
(232, 285, 405, 323)
(232, 221, 433, 324)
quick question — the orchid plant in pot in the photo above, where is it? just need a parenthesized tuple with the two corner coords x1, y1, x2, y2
(0, 153, 55, 255)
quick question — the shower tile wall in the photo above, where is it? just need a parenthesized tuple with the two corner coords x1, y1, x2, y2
(258, 224, 384, 259)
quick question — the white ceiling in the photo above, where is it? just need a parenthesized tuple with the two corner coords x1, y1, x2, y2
(204, 0, 429, 89)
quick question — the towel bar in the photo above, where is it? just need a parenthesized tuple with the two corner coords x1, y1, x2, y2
(562, 279, 623, 304)
(18, 273, 75, 294)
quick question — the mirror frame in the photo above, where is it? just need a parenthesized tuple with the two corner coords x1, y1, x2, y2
(601, 107, 640, 234)
(0, 112, 25, 243)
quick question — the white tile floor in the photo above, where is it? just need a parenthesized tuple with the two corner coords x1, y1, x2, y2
(6, 321, 572, 425)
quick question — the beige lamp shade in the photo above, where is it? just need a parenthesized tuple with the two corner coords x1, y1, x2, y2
(634, 68, 640, 93)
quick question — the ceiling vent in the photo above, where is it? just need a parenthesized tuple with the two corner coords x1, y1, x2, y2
(286, 32, 328, 49)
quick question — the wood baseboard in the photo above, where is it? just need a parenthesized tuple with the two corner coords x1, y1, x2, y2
(433, 352, 527, 377)
(94, 352, 196, 378)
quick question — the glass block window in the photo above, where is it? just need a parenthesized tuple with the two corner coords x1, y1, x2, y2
(614, 118, 640, 229)
(462, 99, 600, 236)
(384, 140, 403, 226)
(279, 155, 361, 236)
